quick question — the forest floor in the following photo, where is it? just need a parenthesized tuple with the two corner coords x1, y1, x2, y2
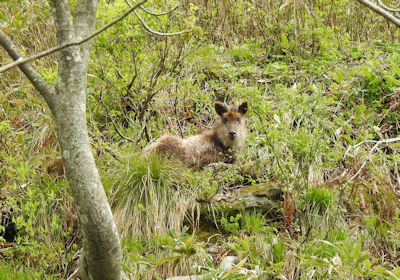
(1, 0, 400, 279)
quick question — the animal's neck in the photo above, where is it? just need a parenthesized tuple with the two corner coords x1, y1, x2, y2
(209, 127, 231, 152)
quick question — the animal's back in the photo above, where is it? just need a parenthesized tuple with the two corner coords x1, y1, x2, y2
(144, 134, 186, 161)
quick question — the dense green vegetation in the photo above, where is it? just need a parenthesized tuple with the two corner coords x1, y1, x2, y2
(1, 0, 400, 279)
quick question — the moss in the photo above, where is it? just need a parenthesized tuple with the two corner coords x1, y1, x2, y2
(197, 183, 284, 228)
(238, 183, 284, 201)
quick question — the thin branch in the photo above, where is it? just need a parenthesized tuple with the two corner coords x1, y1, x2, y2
(344, 137, 400, 184)
(66, 268, 79, 280)
(356, 0, 400, 27)
(124, 0, 190, 36)
(88, 131, 123, 162)
(99, 94, 135, 143)
(0, 0, 148, 73)
(133, 10, 189, 36)
(130, 0, 178, 16)
(0, 29, 55, 106)
(344, 139, 380, 156)
(378, 0, 400, 12)
(136, 115, 150, 145)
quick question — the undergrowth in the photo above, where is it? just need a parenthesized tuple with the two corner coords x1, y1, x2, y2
(1, 0, 400, 279)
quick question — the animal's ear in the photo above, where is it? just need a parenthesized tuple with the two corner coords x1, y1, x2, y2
(238, 102, 248, 115)
(214, 102, 228, 116)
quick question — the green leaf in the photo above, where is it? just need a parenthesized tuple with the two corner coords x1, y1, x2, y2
(241, 238, 249, 252)
(281, 33, 290, 50)
(0, 10, 8, 22)
(120, 263, 134, 274)
(341, 135, 354, 145)
(385, 75, 400, 86)
(392, 63, 400, 78)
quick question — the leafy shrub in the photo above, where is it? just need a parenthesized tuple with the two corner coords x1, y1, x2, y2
(1, 179, 78, 278)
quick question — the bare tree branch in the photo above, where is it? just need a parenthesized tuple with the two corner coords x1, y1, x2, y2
(125, 0, 190, 36)
(99, 93, 135, 143)
(378, 0, 400, 12)
(338, 136, 400, 207)
(0, 0, 148, 74)
(0, 29, 55, 106)
(345, 137, 400, 184)
(130, 0, 178, 16)
(356, 0, 400, 27)
(133, 10, 189, 36)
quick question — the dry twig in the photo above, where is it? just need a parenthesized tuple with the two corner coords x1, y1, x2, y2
(344, 137, 400, 185)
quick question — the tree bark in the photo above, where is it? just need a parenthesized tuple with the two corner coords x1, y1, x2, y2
(52, 96, 124, 280)
(1, 0, 126, 278)
(49, 0, 125, 278)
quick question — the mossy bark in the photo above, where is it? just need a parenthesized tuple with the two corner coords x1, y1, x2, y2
(49, 0, 125, 278)
(1, 0, 126, 279)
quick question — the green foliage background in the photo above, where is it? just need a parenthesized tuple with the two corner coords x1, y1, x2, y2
(1, 0, 400, 279)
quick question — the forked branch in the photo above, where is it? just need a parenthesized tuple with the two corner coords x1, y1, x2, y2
(344, 137, 400, 184)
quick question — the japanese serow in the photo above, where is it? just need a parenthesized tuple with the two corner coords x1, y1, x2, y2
(144, 101, 248, 168)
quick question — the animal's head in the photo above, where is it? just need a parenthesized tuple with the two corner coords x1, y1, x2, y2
(214, 101, 248, 149)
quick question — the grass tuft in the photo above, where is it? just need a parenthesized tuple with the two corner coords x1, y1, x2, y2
(109, 153, 197, 237)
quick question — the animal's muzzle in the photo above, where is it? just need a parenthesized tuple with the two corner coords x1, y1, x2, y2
(228, 131, 236, 140)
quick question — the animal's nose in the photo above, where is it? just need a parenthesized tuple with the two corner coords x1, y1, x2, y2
(229, 131, 236, 138)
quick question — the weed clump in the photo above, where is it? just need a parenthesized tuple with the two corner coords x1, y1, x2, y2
(109, 153, 196, 237)
(300, 187, 336, 214)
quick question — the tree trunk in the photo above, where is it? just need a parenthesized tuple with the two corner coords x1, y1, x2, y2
(48, 0, 125, 277)
(51, 77, 124, 279)
(0, 0, 126, 277)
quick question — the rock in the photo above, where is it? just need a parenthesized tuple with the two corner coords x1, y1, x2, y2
(197, 183, 284, 227)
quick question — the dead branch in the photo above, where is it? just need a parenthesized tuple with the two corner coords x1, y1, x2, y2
(344, 137, 400, 184)
(131, 0, 178, 16)
(378, 0, 400, 12)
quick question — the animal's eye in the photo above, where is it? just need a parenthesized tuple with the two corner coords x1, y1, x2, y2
(223, 118, 228, 124)
(237, 118, 241, 123)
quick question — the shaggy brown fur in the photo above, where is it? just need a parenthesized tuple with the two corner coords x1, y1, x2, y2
(144, 102, 248, 168)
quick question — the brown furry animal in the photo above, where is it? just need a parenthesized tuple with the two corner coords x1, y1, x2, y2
(144, 102, 248, 168)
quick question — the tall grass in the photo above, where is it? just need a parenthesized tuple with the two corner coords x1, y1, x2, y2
(109, 153, 198, 237)
(184, 0, 398, 47)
